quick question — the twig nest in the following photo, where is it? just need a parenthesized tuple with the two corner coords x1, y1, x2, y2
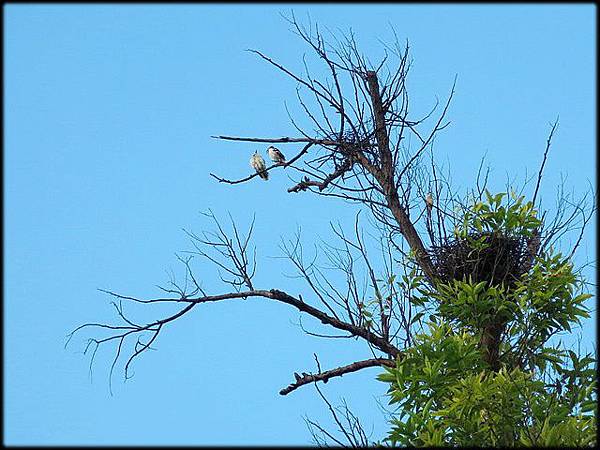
(430, 231, 533, 287)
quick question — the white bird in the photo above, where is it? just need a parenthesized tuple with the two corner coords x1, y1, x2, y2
(250, 151, 268, 180)
(267, 146, 286, 164)
(425, 193, 434, 213)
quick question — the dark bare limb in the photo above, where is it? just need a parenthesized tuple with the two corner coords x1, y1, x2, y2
(532, 117, 559, 207)
(211, 135, 339, 146)
(288, 158, 353, 193)
(364, 71, 437, 281)
(69, 287, 402, 386)
(279, 357, 395, 396)
(307, 382, 371, 447)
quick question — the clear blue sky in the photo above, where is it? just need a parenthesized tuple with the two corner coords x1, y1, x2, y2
(4, 4, 596, 445)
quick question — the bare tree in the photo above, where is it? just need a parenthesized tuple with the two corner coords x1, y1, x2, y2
(66, 15, 595, 446)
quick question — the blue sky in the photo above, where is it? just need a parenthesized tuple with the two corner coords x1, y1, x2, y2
(4, 4, 596, 446)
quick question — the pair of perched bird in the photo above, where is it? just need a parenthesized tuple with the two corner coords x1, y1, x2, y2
(249, 146, 286, 181)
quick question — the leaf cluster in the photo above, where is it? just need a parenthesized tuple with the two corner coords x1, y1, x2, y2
(379, 321, 596, 447)
(456, 190, 542, 239)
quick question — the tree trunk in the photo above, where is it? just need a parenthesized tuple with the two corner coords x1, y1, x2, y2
(480, 321, 506, 371)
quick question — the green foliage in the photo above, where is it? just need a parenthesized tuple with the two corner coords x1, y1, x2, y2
(379, 321, 596, 447)
(456, 189, 542, 239)
(431, 279, 514, 331)
(506, 252, 592, 373)
(379, 191, 596, 446)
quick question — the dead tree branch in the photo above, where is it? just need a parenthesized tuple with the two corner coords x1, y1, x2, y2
(279, 358, 395, 396)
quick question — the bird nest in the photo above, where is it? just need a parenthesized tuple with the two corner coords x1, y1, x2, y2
(430, 231, 533, 287)
(337, 129, 374, 151)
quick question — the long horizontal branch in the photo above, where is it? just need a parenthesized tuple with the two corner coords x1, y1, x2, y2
(279, 358, 396, 396)
(205, 289, 400, 357)
(211, 135, 339, 146)
(104, 288, 401, 358)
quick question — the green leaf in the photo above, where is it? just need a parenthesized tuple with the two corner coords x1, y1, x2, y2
(485, 189, 494, 205)
(411, 311, 425, 325)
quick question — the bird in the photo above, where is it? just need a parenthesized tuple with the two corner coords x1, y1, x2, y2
(250, 151, 268, 180)
(425, 192, 434, 213)
(267, 146, 286, 164)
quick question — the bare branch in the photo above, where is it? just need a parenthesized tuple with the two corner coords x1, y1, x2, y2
(279, 358, 395, 395)
(532, 117, 559, 207)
